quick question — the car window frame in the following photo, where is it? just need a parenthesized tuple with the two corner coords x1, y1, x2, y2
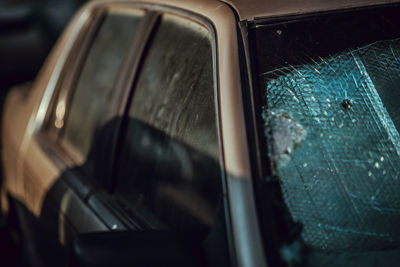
(37, 4, 156, 188)
(105, 5, 224, 225)
(113, 14, 222, 229)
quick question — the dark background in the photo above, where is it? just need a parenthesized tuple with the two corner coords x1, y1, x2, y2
(0, 0, 86, 90)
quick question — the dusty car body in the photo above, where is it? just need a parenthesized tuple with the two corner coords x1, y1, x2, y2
(2, 0, 400, 266)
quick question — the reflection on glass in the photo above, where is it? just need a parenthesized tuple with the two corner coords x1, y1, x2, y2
(62, 10, 143, 160)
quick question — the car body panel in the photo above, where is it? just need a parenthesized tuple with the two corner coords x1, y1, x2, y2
(1, 6, 91, 216)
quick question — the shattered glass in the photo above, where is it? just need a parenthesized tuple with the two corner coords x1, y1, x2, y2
(262, 38, 400, 251)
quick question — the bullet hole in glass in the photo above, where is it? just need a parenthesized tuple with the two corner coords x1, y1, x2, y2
(341, 99, 352, 110)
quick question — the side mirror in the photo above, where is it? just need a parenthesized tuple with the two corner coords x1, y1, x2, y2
(71, 231, 205, 267)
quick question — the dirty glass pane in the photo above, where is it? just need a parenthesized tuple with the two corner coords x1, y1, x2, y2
(63, 10, 143, 160)
(128, 16, 218, 161)
(252, 5, 400, 267)
(115, 14, 221, 234)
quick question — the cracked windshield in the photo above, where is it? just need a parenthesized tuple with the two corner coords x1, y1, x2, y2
(252, 5, 400, 266)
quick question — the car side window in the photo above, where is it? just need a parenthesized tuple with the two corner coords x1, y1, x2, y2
(57, 9, 144, 163)
(115, 14, 222, 234)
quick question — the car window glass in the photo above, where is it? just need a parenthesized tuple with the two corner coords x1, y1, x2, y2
(115, 14, 222, 235)
(61, 9, 143, 162)
(250, 5, 400, 266)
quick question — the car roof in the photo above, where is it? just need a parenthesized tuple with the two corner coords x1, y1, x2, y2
(221, 0, 400, 20)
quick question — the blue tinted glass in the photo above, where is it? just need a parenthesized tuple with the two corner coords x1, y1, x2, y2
(263, 39, 400, 250)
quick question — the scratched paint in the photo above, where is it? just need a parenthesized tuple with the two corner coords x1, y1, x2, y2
(262, 39, 400, 250)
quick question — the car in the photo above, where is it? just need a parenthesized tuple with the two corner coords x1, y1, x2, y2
(1, 0, 400, 266)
